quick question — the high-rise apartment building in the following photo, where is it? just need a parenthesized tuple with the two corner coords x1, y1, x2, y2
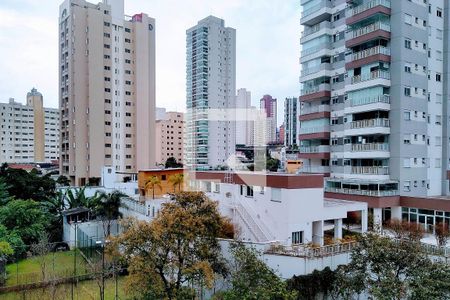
(155, 111, 184, 165)
(284, 97, 299, 148)
(0, 89, 59, 163)
(236, 88, 253, 146)
(299, 0, 450, 226)
(59, 0, 156, 185)
(260, 95, 277, 143)
(185, 16, 236, 170)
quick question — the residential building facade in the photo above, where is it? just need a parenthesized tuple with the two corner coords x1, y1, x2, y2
(59, 0, 156, 185)
(155, 111, 184, 166)
(0, 89, 59, 164)
(260, 94, 278, 143)
(236, 88, 253, 146)
(284, 97, 299, 148)
(299, 0, 450, 228)
(185, 16, 236, 170)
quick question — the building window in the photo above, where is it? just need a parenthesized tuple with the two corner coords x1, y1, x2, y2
(404, 111, 411, 120)
(405, 39, 411, 49)
(436, 73, 442, 82)
(403, 181, 411, 192)
(403, 158, 410, 168)
(292, 231, 304, 245)
(404, 87, 411, 96)
(437, 8, 443, 18)
(271, 188, 281, 202)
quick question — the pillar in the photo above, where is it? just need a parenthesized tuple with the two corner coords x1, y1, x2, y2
(373, 208, 383, 232)
(361, 209, 368, 233)
(334, 218, 343, 240)
(391, 206, 402, 220)
(312, 220, 324, 246)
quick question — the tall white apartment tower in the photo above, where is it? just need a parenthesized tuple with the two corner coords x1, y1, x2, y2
(236, 88, 252, 146)
(59, 0, 156, 185)
(284, 97, 298, 149)
(185, 16, 236, 170)
(300, 0, 450, 228)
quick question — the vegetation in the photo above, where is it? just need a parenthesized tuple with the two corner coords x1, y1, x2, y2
(287, 267, 336, 300)
(144, 176, 162, 199)
(216, 242, 297, 300)
(165, 156, 183, 168)
(168, 173, 184, 192)
(56, 175, 71, 187)
(434, 222, 450, 247)
(110, 192, 229, 300)
(92, 190, 126, 237)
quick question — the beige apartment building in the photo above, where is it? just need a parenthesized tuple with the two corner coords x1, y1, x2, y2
(59, 0, 156, 185)
(0, 88, 59, 164)
(155, 111, 184, 166)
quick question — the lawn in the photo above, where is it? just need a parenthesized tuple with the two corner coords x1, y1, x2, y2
(1, 277, 128, 300)
(5, 250, 90, 286)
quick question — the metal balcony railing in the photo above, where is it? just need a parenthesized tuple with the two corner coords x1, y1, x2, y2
(301, 21, 331, 38)
(350, 118, 390, 129)
(349, 22, 391, 39)
(351, 70, 390, 84)
(325, 187, 399, 196)
(351, 45, 390, 61)
(351, 166, 390, 175)
(351, 143, 389, 152)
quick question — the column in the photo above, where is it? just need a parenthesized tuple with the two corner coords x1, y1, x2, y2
(361, 209, 368, 233)
(391, 206, 402, 220)
(334, 218, 343, 240)
(373, 208, 383, 232)
(312, 220, 324, 246)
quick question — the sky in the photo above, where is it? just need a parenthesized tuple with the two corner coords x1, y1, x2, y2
(0, 0, 300, 125)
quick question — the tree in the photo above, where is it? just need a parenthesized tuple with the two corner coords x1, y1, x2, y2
(333, 232, 450, 299)
(0, 199, 51, 245)
(216, 242, 297, 300)
(93, 190, 126, 237)
(165, 157, 183, 169)
(0, 178, 11, 205)
(42, 190, 67, 242)
(145, 176, 162, 199)
(434, 222, 450, 247)
(56, 175, 70, 187)
(385, 219, 425, 242)
(287, 267, 337, 300)
(31, 233, 51, 281)
(168, 173, 184, 193)
(64, 186, 99, 209)
(110, 192, 229, 300)
(0, 224, 25, 259)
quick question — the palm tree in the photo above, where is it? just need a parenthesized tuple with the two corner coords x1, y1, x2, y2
(93, 190, 127, 237)
(169, 174, 184, 193)
(65, 186, 100, 209)
(145, 176, 162, 199)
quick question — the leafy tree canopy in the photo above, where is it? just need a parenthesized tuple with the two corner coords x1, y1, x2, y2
(165, 157, 183, 169)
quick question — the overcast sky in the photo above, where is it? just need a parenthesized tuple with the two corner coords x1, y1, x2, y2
(0, 0, 300, 125)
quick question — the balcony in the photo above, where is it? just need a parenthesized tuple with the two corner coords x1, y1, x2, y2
(298, 165, 331, 175)
(351, 166, 389, 175)
(347, 70, 390, 92)
(301, 43, 331, 58)
(350, 94, 390, 107)
(351, 143, 389, 152)
(349, 118, 389, 129)
(299, 145, 330, 159)
(298, 125, 330, 140)
(301, 63, 332, 77)
(301, 21, 331, 42)
(325, 187, 398, 197)
(300, 84, 331, 102)
(346, 22, 391, 48)
(345, 118, 390, 136)
(346, 46, 391, 70)
(347, 0, 391, 26)
(351, 70, 390, 84)
(301, 0, 333, 26)
(300, 104, 330, 115)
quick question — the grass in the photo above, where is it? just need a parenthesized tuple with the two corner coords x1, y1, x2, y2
(5, 250, 89, 286)
(1, 277, 128, 300)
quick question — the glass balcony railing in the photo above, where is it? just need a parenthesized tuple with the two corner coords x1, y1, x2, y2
(325, 187, 398, 196)
(301, 63, 332, 76)
(301, 21, 331, 38)
(298, 165, 330, 173)
(351, 166, 390, 175)
(349, 22, 390, 39)
(302, 1, 332, 18)
(301, 83, 330, 96)
(301, 43, 331, 57)
(351, 70, 390, 84)
(351, 45, 390, 61)
(300, 125, 330, 134)
(351, 143, 389, 152)
(300, 104, 330, 115)
(349, 118, 390, 129)
(300, 145, 330, 153)
(350, 95, 390, 107)
(349, 0, 391, 17)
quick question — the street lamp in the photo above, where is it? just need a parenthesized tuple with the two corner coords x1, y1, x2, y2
(70, 220, 82, 300)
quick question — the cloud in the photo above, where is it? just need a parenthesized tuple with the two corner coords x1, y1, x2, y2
(0, 0, 300, 125)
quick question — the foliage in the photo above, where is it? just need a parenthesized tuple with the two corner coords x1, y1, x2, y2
(385, 219, 424, 241)
(0, 200, 51, 245)
(333, 231, 450, 299)
(287, 267, 336, 300)
(0, 224, 25, 259)
(56, 175, 70, 187)
(165, 157, 183, 168)
(145, 176, 162, 199)
(92, 190, 126, 237)
(434, 222, 450, 247)
(216, 242, 297, 300)
(30, 233, 51, 281)
(0, 241, 13, 257)
(64, 186, 99, 209)
(110, 192, 228, 300)
(168, 173, 184, 193)
(0, 178, 12, 205)
(0, 164, 55, 202)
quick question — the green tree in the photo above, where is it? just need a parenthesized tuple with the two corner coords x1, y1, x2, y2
(145, 176, 162, 199)
(0, 200, 51, 245)
(216, 242, 297, 300)
(165, 157, 183, 168)
(64, 186, 99, 209)
(0, 224, 25, 259)
(92, 190, 126, 237)
(334, 232, 450, 299)
(168, 173, 184, 192)
(287, 267, 337, 300)
(56, 175, 71, 186)
(0, 178, 12, 205)
(110, 192, 228, 300)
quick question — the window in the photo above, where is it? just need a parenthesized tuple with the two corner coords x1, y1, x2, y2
(404, 65, 411, 73)
(245, 186, 253, 197)
(405, 39, 412, 49)
(161, 175, 166, 180)
(404, 87, 411, 96)
(436, 115, 442, 125)
(404, 181, 411, 192)
(405, 13, 412, 25)
(271, 188, 281, 202)
(404, 134, 411, 144)
(437, 8, 442, 18)
(404, 111, 411, 120)
(436, 73, 442, 82)
(292, 231, 304, 244)
(104, 22, 110, 27)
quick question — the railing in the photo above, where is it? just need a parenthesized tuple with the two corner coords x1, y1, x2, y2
(302, 1, 332, 18)
(349, 0, 391, 17)
(351, 45, 390, 61)
(301, 83, 330, 96)
(300, 104, 330, 115)
(300, 125, 330, 134)
(266, 241, 358, 258)
(351, 70, 390, 84)
(301, 21, 331, 38)
(351, 143, 389, 152)
(350, 22, 391, 39)
(301, 63, 332, 76)
(350, 95, 390, 107)
(234, 203, 273, 242)
(121, 197, 146, 215)
(298, 166, 331, 173)
(325, 187, 399, 197)
(301, 43, 331, 57)
(300, 145, 330, 153)
(351, 166, 390, 175)
(350, 118, 390, 129)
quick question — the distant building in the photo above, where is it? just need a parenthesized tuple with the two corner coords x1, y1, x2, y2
(58, 0, 156, 185)
(137, 168, 185, 197)
(236, 88, 252, 146)
(155, 112, 184, 166)
(279, 123, 285, 144)
(0, 89, 59, 164)
(284, 97, 298, 148)
(260, 95, 277, 143)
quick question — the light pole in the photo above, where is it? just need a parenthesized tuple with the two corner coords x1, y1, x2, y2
(71, 220, 81, 300)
